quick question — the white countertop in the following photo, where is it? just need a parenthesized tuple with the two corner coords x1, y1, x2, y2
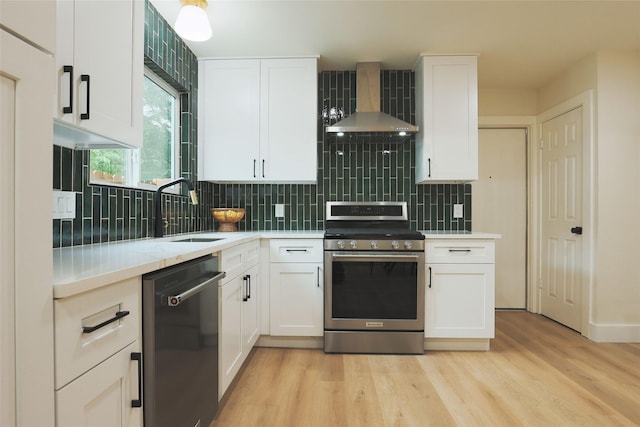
(53, 230, 498, 299)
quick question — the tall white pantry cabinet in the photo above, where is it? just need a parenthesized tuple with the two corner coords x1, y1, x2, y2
(198, 57, 318, 183)
(1, 2, 56, 426)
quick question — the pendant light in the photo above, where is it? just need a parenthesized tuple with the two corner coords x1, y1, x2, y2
(175, 0, 212, 42)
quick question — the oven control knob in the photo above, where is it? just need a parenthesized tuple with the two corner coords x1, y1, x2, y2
(337, 240, 345, 249)
(391, 240, 400, 249)
(350, 240, 358, 249)
(370, 240, 378, 249)
(404, 241, 413, 249)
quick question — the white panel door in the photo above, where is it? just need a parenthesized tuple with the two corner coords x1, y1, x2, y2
(541, 108, 583, 331)
(473, 129, 527, 308)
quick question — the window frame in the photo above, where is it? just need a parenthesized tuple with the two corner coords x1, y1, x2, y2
(88, 67, 181, 193)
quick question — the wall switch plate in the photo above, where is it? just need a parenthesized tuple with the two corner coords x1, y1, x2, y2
(53, 191, 76, 219)
(453, 204, 464, 219)
(275, 204, 285, 218)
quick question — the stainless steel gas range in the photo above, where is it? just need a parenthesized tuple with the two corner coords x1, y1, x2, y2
(323, 201, 425, 354)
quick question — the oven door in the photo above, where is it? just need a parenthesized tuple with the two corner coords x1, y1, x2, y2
(324, 250, 425, 331)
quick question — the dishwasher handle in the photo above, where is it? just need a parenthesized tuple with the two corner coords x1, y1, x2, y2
(166, 271, 226, 307)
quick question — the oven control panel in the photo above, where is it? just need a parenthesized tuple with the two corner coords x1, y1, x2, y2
(325, 239, 424, 251)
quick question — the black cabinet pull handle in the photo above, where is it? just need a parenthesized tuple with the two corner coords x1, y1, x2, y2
(247, 274, 251, 299)
(449, 249, 472, 253)
(262, 159, 265, 178)
(428, 158, 431, 178)
(571, 226, 583, 235)
(63, 65, 73, 114)
(80, 74, 90, 120)
(428, 266, 432, 288)
(131, 352, 142, 408)
(242, 275, 248, 302)
(253, 159, 257, 178)
(317, 266, 321, 288)
(82, 310, 130, 334)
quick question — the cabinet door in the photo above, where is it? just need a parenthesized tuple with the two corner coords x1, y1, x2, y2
(56, 0, 143, 148)
(198, 59, 260, 181)
(415, 55, 478, 183)
(218, 275, 244, 396)
(56, 342, 142, 427)
(1, 29, 55, 427)
(270, 263, 323, 336)
(425, 263, 495, 338)
(242, 265, 260, 351)
(260, 58, 317, 183)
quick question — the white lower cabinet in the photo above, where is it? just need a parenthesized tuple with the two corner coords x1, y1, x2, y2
(219, 241, 260, 397)
(425, 240, 495, 339)
(269, 239, 324, 336)
(53, 277, 142, 427)
(56, 342, 141, 427)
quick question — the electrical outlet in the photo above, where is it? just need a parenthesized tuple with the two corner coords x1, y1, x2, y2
(453, 204, 464, 219)
(53, 191, 76, 219)
(275, 204, 285, 218)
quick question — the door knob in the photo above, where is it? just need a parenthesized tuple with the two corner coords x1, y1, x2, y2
(571, 226, 583, 235)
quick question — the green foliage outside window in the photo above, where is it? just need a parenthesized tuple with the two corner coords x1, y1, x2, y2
(141, 76, 175, 184)
(89, 72, 178, 187)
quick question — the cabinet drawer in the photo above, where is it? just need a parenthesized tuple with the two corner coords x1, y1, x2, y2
(269, 239, 323, 263)
(426, 240, 495, 264)
(220, 240, 260, 281)
(54, 277, 140, 389)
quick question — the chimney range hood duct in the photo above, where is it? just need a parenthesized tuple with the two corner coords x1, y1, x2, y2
(325, 62, 418, 143)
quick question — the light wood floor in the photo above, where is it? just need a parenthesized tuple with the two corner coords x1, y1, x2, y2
(212, 311, 640, 426)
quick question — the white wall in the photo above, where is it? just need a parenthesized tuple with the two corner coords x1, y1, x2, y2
(478, 88, 537, 116)
(592, 51, 640, 327)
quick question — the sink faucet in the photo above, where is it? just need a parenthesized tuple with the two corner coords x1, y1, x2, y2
(154, 178, 199, 238)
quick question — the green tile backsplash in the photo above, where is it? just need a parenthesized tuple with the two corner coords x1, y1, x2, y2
(53, 1, 470, 248)
(212, 70, 471, 232)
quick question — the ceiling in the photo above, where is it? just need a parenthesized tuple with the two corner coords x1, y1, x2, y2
(149, 0, 640, 90)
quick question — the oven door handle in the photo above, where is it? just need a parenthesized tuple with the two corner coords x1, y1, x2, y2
(331, 254, 421, 262)
(164, 271, 226, 307)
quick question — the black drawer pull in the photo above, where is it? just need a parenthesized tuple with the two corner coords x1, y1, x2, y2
(448, 249, 472, 253)
(80, 74, 90, 120)
(82, 310, 130, 334)
(63, 65, 73, 114)
(131, 352, 142, 408)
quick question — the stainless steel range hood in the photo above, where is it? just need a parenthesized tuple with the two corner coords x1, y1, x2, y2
(326, 62, 418, 143)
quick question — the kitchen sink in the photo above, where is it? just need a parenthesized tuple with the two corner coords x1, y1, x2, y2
(170, 237, 224, 243)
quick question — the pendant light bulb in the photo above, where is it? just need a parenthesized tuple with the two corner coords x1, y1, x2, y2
(175, 0, 212, 42)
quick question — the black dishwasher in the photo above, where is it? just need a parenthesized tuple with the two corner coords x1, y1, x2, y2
(142, 255, 225, 427)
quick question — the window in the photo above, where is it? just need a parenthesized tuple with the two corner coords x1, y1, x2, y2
(89, 69, 180, 191)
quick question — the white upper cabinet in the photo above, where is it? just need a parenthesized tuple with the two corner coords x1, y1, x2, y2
(54, 0, 143, 149)
(198, 57, 318, 183)
(414, 55, 478, 183)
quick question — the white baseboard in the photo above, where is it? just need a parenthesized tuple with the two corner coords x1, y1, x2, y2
(587, 322, 640, 343)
